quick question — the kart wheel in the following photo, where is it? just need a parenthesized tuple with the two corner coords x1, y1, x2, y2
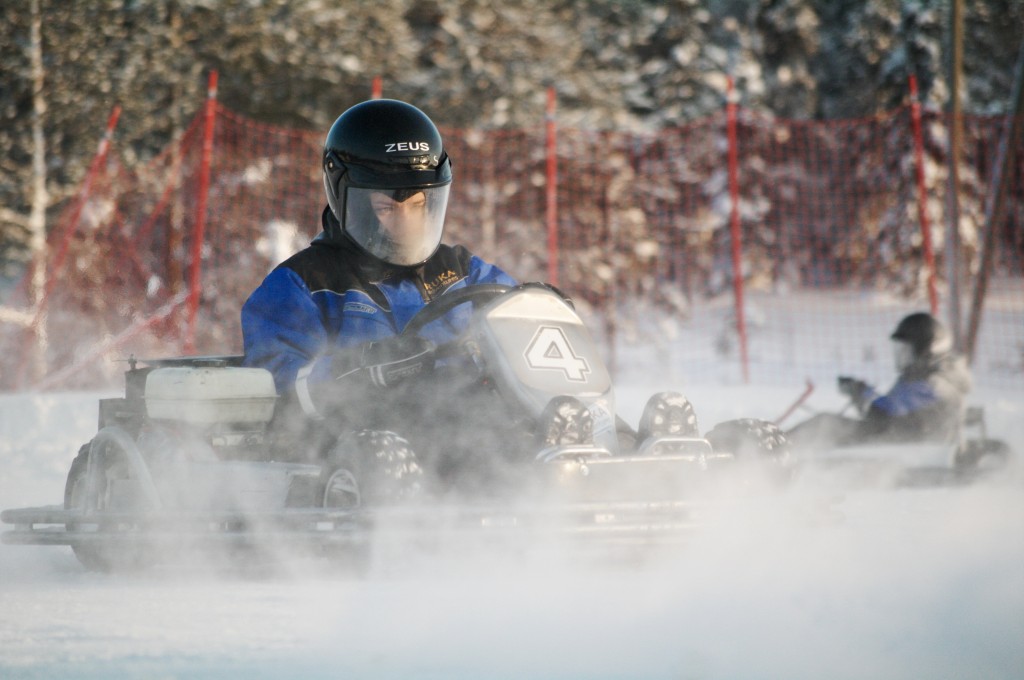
(704, 418, 794, 485)
(320, 430, 424, 507)
(322, 468, 360, 509)
(536, 395, 594, 448)
(956, 438, 1013, 477)
(63, 436, 154, 572)
(637, 391, 699, 440)
(64, 445, 110, 571)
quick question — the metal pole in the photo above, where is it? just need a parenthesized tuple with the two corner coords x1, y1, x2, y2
(944, 0, 965, 348)
(964, 38, 1024, 363)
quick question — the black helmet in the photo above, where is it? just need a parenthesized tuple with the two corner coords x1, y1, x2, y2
(891, 312, 952, 360)
(322, 99, 452, 266)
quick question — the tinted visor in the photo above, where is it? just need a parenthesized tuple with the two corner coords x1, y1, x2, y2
(344, 185, 449, 266)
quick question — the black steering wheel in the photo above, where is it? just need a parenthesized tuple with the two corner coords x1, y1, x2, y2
(400, 283, 513, 339)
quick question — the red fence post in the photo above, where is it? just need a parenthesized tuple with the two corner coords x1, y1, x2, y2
(185, 70, 218, 354)
(15, 104, 122, 387)
(545, 86, 559, 287)
(909, 75, 940, 315)
(41, 105, 122, 304)
(726, 76, 750, 383)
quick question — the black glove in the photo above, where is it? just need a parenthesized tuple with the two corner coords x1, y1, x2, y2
(837, 376, 869, 400)
(333, 336, 436, 388)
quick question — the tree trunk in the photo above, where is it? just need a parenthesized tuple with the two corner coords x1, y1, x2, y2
(27, 0, 49, 382)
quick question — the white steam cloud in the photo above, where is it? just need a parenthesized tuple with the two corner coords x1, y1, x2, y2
(1, 386, 1022, 679)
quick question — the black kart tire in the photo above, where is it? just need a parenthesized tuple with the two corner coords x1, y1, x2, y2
(320, 430, 424, 508)
(64, 444, 111, 572)
(955, 438, 1013, 476)
(64, 440, 152, 572)
(637, 391, 700, 440)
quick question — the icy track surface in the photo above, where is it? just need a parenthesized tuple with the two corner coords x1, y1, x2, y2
(1, 384, 1023, 680)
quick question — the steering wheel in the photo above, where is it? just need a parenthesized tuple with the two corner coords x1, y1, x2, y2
(400, 283, 513, 339)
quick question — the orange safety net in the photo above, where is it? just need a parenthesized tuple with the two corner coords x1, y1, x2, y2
(1, 101, 1021, 391)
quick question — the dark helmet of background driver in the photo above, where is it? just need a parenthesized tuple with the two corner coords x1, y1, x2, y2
(321, 99, 452, 253)
(890, 312, 952, 358)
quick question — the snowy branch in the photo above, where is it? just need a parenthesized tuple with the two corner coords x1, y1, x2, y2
(0, 207, 29, 229)
(0, 306, 35, 327)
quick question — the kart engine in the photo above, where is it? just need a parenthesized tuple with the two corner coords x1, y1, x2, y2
(141, 364, 278, 461)
(145, 365, 277, 425)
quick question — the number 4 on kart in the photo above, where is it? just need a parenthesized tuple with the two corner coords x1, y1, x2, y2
(524, 326, 590, 382)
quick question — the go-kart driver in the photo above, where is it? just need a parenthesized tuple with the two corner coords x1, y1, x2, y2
(787, 312, 972, 450)
(241, 99, 713, 501)
(241, 99, 518, 495)
(243, 99, 516, 407)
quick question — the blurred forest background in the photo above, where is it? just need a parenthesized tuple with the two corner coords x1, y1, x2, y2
(2, 0, 1021, 277)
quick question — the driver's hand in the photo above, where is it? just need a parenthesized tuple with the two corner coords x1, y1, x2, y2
(355, 335, 436, 388)
(837, 375, 869, 400)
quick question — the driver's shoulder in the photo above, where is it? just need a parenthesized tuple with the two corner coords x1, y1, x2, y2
(279, 242, 375, 293)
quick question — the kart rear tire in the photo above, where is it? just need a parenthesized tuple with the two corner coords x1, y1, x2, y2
(65, 445, 118, 572)
(956, 438, 1013, 477)
(64, 442, 152, 572)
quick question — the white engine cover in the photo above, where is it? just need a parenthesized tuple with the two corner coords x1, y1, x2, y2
(145, 366, 277, 424)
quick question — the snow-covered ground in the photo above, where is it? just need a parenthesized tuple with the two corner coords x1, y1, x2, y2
(1, 376, 1022, 679)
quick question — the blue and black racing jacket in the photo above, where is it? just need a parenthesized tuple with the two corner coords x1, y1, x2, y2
(241, 209, 517, 419)
(854, 353, 972, 442)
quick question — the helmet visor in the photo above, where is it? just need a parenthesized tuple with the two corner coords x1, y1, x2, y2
(344, 185, 449, 266)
